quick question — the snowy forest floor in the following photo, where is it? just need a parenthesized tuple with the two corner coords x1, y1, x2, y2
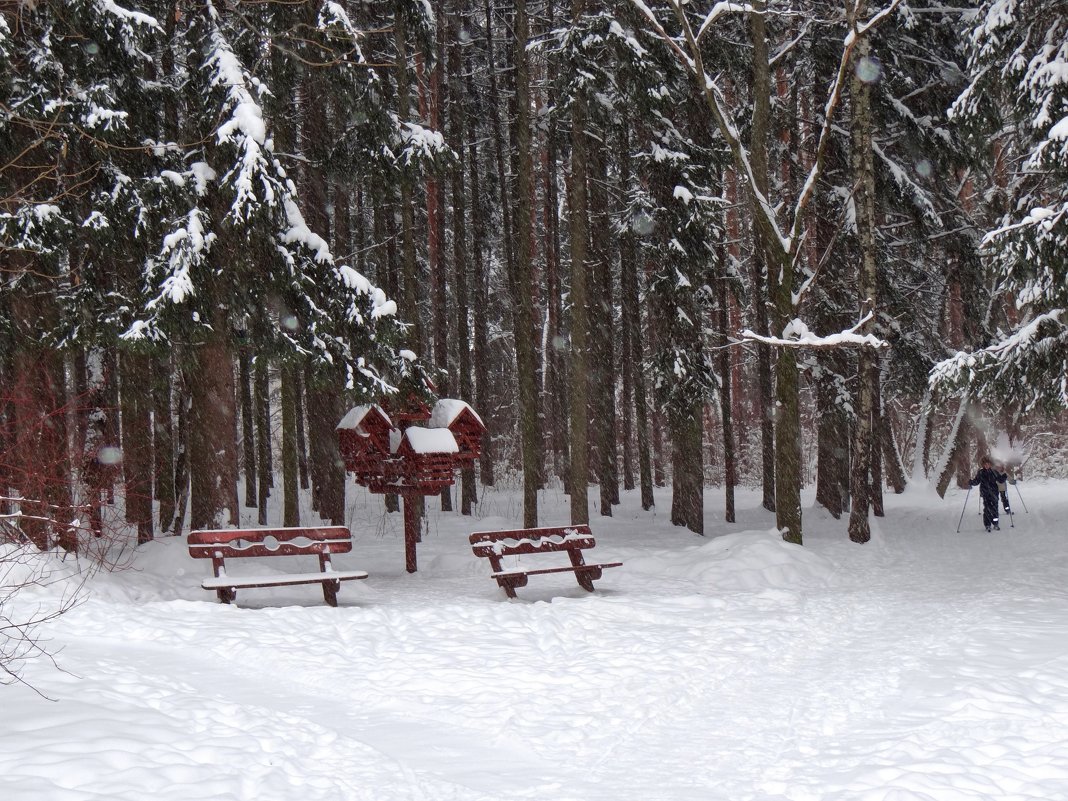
(4, 478, 1068, 801)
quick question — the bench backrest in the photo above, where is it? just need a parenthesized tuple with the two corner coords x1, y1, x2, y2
(188, 526, 352, 559)
(469, 525, 595, 558)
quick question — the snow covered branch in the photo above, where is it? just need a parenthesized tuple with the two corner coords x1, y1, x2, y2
(741, 316, 889, 350)
(695, 2, 753, 43)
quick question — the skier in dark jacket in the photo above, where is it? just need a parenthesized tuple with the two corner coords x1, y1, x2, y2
(970, 456, 1002, 531)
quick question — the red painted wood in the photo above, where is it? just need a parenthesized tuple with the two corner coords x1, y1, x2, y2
(469, 525, 622, 597)
(403, 493, 418, 574)
(187, 526, 352, 559)
(187, 526, 365, 606)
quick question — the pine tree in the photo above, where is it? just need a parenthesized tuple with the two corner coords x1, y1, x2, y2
(933, 0, 1068, 415)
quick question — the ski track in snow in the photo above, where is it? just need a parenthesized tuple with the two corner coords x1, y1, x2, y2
(4, 482, 1068, 800)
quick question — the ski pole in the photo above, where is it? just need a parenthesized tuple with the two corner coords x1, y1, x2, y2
(1014, 481, 1029, 513)
(956, 486, 972, 533)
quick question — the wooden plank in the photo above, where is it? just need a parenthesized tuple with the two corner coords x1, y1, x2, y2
(187, 526, 352, 558)
(490, 562, 621, 579)
(471, 535, 596, 558)
(470, 524, 591, 542)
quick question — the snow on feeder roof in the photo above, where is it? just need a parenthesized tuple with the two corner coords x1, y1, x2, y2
(401, 427, 459, 455)
(429, 398, 485, 429)
(336, 404, 393, 432)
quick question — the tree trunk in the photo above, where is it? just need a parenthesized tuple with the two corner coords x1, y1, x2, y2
(395, 2, 423, 354)
(870, 360, 885, 516)
(619, 119, 637, 495)
(815, 358, 849, 518)
(513, 0, 539, 528)
(433, 8, 453, 513)
(120, 352, 154, 544)
(189, 334, 238, 531)
(935, 398, 971, 498)
(588, 137, 617, 517)
(670, 411, 704, 535)
(847, 3, 877, 545)
(567, 0, 589, 525)
(255, 356, 271, 525)
(171, 364, 190, 536)
(280, 364, 300, 528)
(452, 8, 476, 515)
(465, 45, 494, 491)
(294, 370, 309, 493)
(774, 346, 803, 543)
(881, 407, 907, 494)
(484, 0, 515, 299)
(239, 346, 256, 508)
(632, 297, 654, 511)
(306, 369, 346, 526)
(750, 1, 776, 514)
(717, 266, 736, 523)
(154, 355, 176, 532)
(543, 0, 569, 486)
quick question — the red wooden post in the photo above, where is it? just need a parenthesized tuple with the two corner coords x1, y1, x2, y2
(403, 492, 418, 573)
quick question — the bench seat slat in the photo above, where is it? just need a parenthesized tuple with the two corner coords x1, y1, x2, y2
(201, 570, 368, 590)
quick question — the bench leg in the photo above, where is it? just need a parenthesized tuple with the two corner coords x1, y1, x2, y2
(576, 571, 595, 592)
(323, 580, 340, 607)
(216, 587, 235, 604)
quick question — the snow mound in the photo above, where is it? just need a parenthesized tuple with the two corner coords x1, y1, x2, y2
(1, 543, 86, 601)
(626, 529, 834, 592)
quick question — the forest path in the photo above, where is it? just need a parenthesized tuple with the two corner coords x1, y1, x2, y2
(3, 482, 1068, 801)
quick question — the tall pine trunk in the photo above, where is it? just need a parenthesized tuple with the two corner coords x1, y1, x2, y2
(749, 3, 776, 514)
(451, 7, 476, 515)
(717, 266, 736, 524)
(120, 352, 153, 544)
(847, 2, 878, 545)
(588, 138, 617, 517)
(239, 346, 256, 508)
(154, 355, 176, 532)
(567, 0, 590, 525)
(395, 3, 423, 355)
(465, 48, 494, 490)
(513, 0, 539, 528)
(669, 412, 704, 535)
(255, 356, 271, 525)
(306, 369, 346, 526)
(281, 364, 300, 528)
(189, 330, 238, 531)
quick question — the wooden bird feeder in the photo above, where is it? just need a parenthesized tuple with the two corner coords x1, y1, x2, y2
(337, 397, 484, 573)
(336, 404, 393, 483)
(429, 399, 487, 464)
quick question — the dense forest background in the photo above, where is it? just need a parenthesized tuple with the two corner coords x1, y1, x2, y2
(1, 0, 1066, 553)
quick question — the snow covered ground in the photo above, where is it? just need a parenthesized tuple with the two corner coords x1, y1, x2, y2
(4, 478, 1068, 801)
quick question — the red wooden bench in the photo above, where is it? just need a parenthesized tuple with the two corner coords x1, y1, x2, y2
(470, 525, 621, 598)
(187, 526, 368, 606)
